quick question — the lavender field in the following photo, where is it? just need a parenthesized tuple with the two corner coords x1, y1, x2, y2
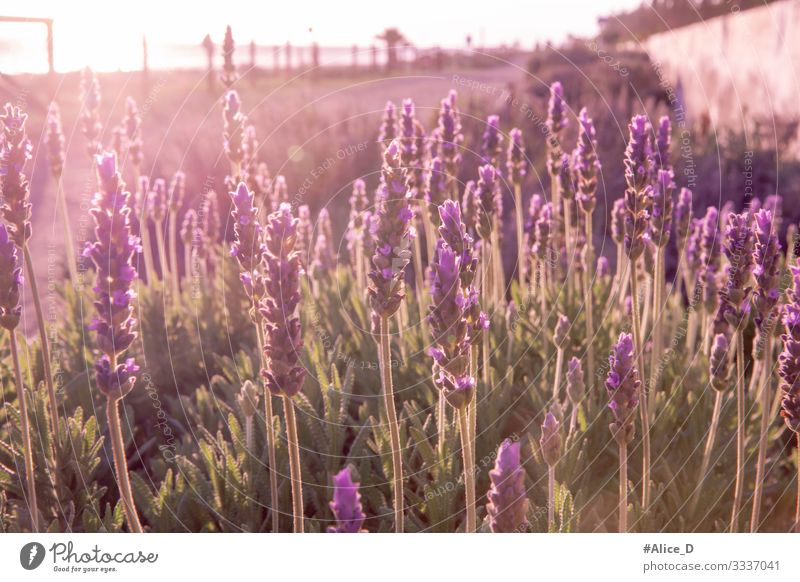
(1, 13, 800, 536)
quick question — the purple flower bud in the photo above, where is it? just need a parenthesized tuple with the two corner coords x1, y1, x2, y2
(0, 224, 22, 331)
(378, 101, 397, 152)
(229, 182, 264, 276)
(481, 114, 503, 167)
(532, 203, 553, 261)
(540, 412, 562, 466)
(475, 164, 501, 240)
(44, 102, 65, 179)
(327, 467, 366, 533)
(436, 94, 463, 180)
(674, 187, 692, 249)
(85, 151, 140, 398)
(575, 108, 600, 215)
(506, 127, 526, 186)
(486, 439, 529, 533)
(259, 203, 306, 397)
(148, 178, 167, 223)
(709, 333, 732, 391)
(653, 115, 672, 175)
(752, 209, 782, 337)
(554, 313, 570, 347)
(79, 68, 102, 156)
(0, 103, 33, 246)
(610, 198, 625, 245)
(720, 212, 754, 313)
(624, 115, 653, 193)
(779, 266, 800, 432)
(223, 90, 246, 167)
(566, 356, 585, 405)
(558, 153, 575, 201)
(606, 333, 640, 443)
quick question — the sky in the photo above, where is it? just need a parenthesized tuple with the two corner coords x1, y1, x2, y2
(0, 0, 645, 72)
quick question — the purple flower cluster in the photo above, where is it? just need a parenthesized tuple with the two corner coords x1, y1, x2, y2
(0, 104, 33, 247)
(436, 93, 462, 180)
(540, 412, 562, 467)
(566, 356, 585, 406)
(653, 116, 672, 175)
(650, 169, 674, 248)
(229, 182, 266, 307)
(475, 164, 501, 240)
(486, 438, 529, 533)
(347, 179, 369, 264)
(751, 209, 782, 336)
(0, 224, 22, 331)
(506, 127, 526, 186)
(623, 115, 652, 193)
(428, 201, 483, 409)
(45, 103, 65, 180)
(719, 212, 754, 329)
(545, 82, 567, 176)
(532, 202, 553, 261)
(223, 90, 245, 169)
(779, 266, 800, 433)
(79, 68, 102, 157)
(84, 152, 140, 399)
(378, 101, 397, 152)
(327, 467, 366, 533)
(259, 203, 306, 397)
(368, 142, 413, 328)
(481, 114, 503, 167)
(123, 97, 143, 170)
(674, 188, 693, 250)
(575, 108, 600, 215)
(709, 333, 731, 391)
(426, 157, 449, 225)
(606, 333, 640, 444)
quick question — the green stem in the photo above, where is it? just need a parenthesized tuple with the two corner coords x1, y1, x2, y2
(106, 396, 143, 532)
(254, 322, 279, 533)
(283, 394, 304, 533)
(168, 211, 180, 298)
(10, 332, 38, 532)
(458, 406, 476, 533)
(584, 213, 595, 384)
(379, 316, 404, 532)
(23, 246, 59, 444)
(548, 464, 556, 532)
(689, 390, 723, 515)
(630, 262, 651, 514)
(730, 330, 745, 532)
(619, 439, 628, 533)
(750, 336, 773, 532)
(513, 183, 525, 292)
(552, 347, 564, 402)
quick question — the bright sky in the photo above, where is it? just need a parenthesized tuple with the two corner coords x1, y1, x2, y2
(1, 0, 645, 72)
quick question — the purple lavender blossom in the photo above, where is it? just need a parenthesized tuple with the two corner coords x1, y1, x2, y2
(779, 266, 800, 433)
(0, 103, 33, 247)
(399, 99, 422, 191)
(436, 94, 462, 180)
(610, 198, 625, 245)
(79, 68, 102, 157)
(566, 356, 585, 407)
(181, 209, 197, 247)
(545, 82, 567, 176)
(674, 188, 693, 250)
(709, 333, 732, 391)
(624, 115, 652, 193)
(461, 180, 478, 236)
(558, 153, 575, 201)
(378, 101, 397, 152)
(752, 209, 782, 340)
(651, 169, 674, 248)
(295, 204, 313, 264)
(229, 182, 265, 299)
(606, 333, 640, 444)
(486, 439, 529, 533)
(259, 203, 306, 397)
(622, 184, 653, 260)
(84, 152, 140, 398)
(327, 467, 366, 533)
(481, 114, 503, 167)
(123, 97, 143, 169)
(540, 412, 562, 467)
(532, 203, 553, 261)
(347, 179, 369, 265)
(720, 212, 755, 326)
(506, 127, 526, 186)
(554, 313, 570, 348)
(653, 116, 672, 175)
(426, 157, 449, 226)
(0, 224, 22, 331)
(475, 164, 501, 240)
(148, 178, 167, 224)
(44, 102, 65, 180)
(223, 90, 245, 169)
(368, 141, 412, 329)
(575, 108, 600, 215)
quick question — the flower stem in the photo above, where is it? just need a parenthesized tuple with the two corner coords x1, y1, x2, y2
(155, 221, 170, 288)
(9, 332, 38, 532)
(548, 464, 556, 532)
(750, 336, 773, 532)
(412, 227, 428, 338)
(56, 180, 79, 285)
(689, 390, 722, 515)
(795, 433, 800, 533)
(255, 322, 279, 533)
(23, 245, 59, 444)
(513, 184, 525, 291)
(379, 316, 404, 532)
(584, 213, 595, 384)
(282, 394, 304, 533)
(168, 211, 181, 298)
(649, 247, 664, 418)
(619, 439, 628, 533)
(730, 330, 746, 532)
(552, 347, 564, 402)
(458, 407, 476, 533)
(630, 262, 651, 513)
(106, 396, 143, 532)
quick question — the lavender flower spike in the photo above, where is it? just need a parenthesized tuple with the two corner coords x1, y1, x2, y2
(674, 188, 693, 250)
(778, 266, 800, 433)
(624, 114, 652, 193)
(259, 203, 306, 397)
(378, 101, 397, 152)
(720, 212, 755, 322)
(709, 333, 732, 391)
(45, 103, 65, 180)
(506, 127, 526, 186)
(486, 439, 529, 533)
(229, 182, 265, 295)
(367, 141, 412, 329)
(327, 467, 367, 533)
(575, 108, 600, 215)
(0, 224, 22, 331)
(566, 356, 585, 407)
(540, 412, 562, 467)
(0, 103, 33, 247)
(606, 333, 640, 444)
(481, 114, 503, 167)
(651, 169, 674, 248)
(752, 209, 782, 338)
